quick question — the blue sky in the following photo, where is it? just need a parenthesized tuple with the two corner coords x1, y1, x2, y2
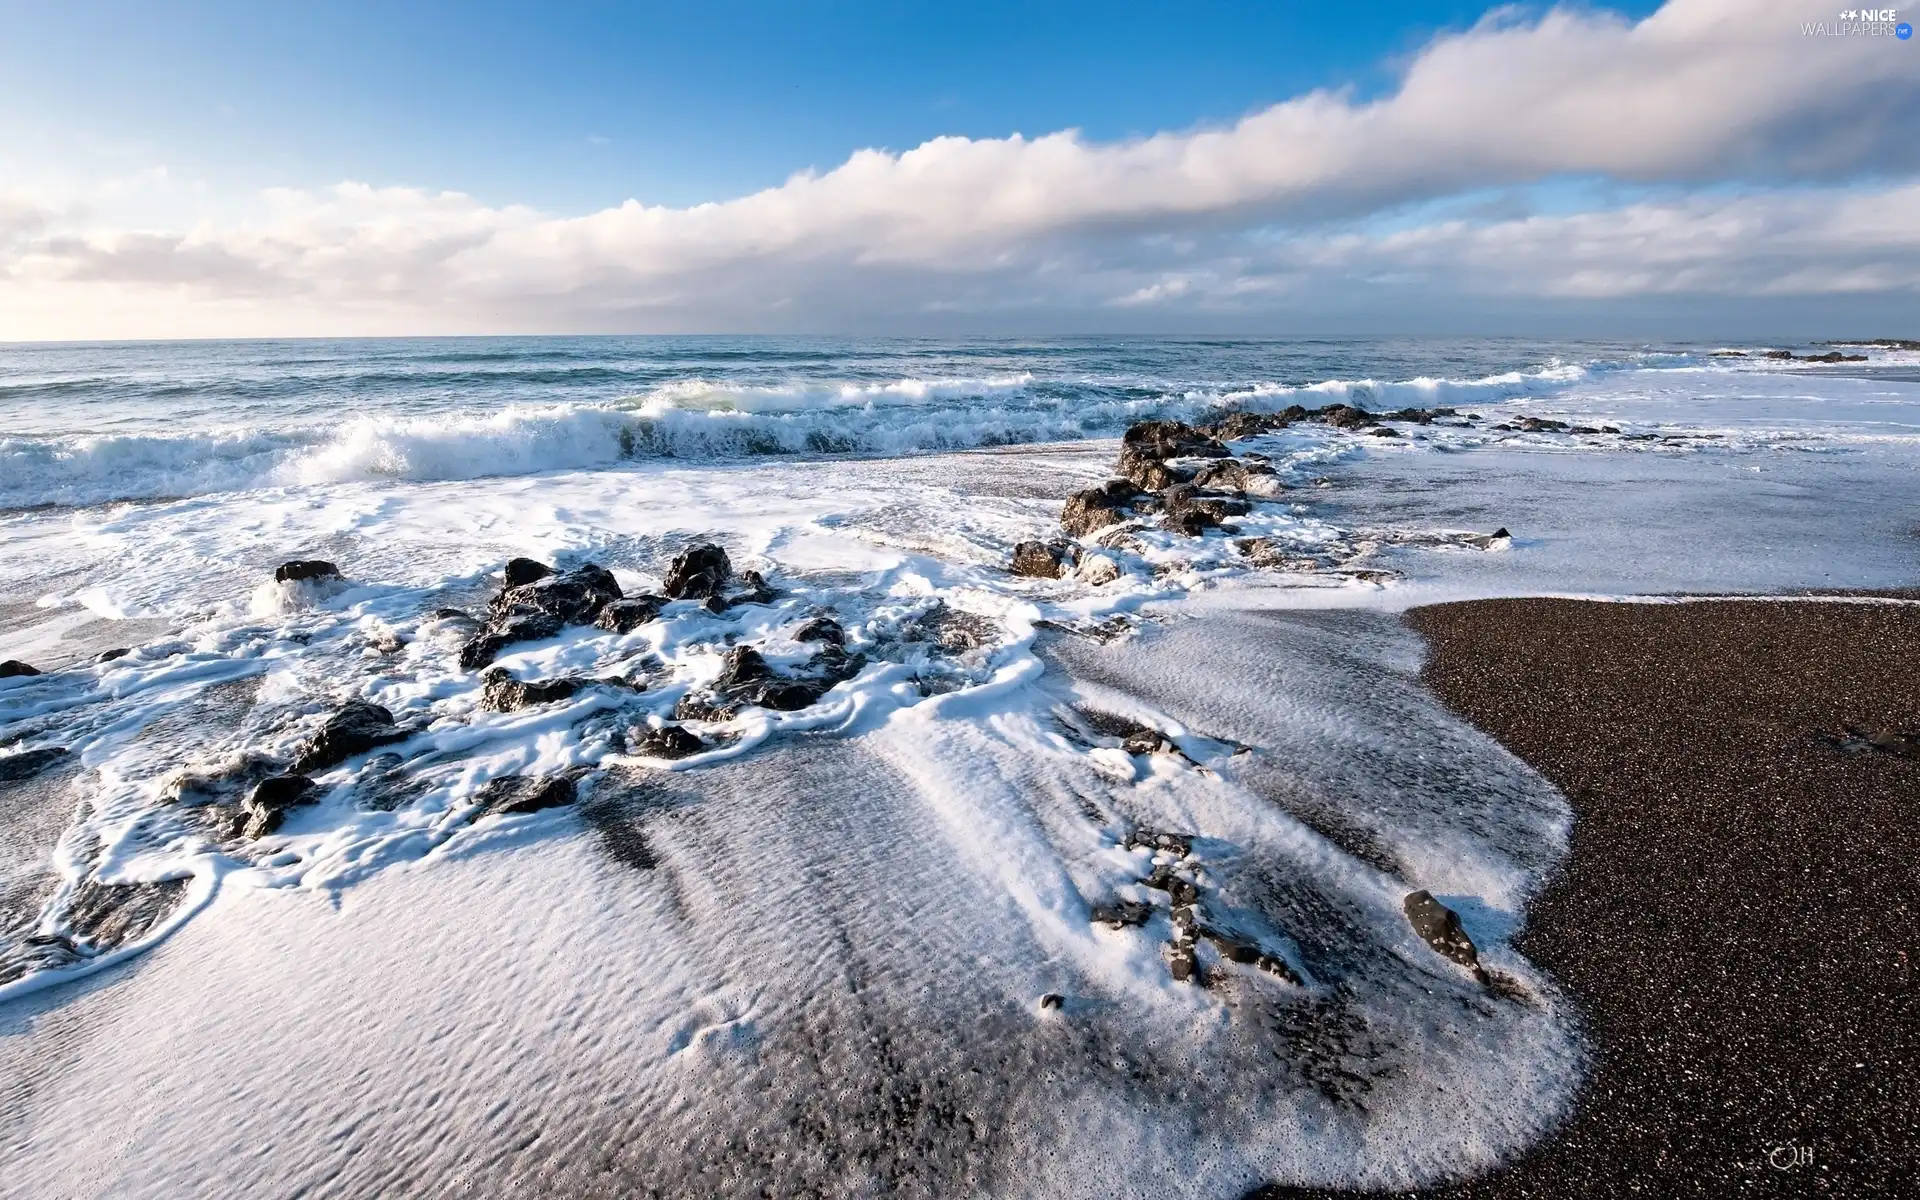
(0, 1, 1914, 338)
(0, 2, 1657, 209)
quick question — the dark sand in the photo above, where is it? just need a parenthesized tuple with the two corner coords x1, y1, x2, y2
(1258, 598, 1919, 1198)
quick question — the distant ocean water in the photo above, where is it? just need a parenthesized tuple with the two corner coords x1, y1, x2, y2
(4, 334, 1886, 510)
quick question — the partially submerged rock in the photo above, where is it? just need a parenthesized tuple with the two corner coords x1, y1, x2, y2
(1313, 404, 1378, 430)
(478, 773, 578, 815)
(490, 563, 623, 626)
(633, 724, 706, 759)
(1190, 458, 1286, 498)
(595, 596, 664, 634)
(1090, 899, 1154, 928)
(0, 746, 70, 782)
(458, 612, 564, 670)
(460, 559, 622, 668)
(1061, 479, 1139, 538)
(663, 542, 732, 600)
(1076, 552, 1122, 586)
(1122, 419, 1229, 461)
(1116, 442, 1188, 491)
(242, 773, 318, 839)
(0, 660, 42, 679)
(502, 556, 553, 587)
(1202, 410, 1290, 441)
(480, 668, 581, 713)
(291, 701, 409, 773)
(1010, 540, 1075, 579)
(794, 615, 845, 646)
(1403, 889, 1491, 985)
(273, 560, 340, 584)
(1159, 483, 1247, 536)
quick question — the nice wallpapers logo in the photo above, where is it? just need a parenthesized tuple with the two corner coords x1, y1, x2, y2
(1803, 7, 1914, 35)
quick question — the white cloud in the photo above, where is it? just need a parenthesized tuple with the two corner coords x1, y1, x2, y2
(2, 0, 1916, 338)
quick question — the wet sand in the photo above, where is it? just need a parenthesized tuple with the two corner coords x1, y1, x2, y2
(1256, 598, 1920, 1197)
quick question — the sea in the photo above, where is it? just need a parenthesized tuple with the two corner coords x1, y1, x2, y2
(1, 335, 1917, 1196)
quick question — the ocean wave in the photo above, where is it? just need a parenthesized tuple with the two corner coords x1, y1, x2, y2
(0, 365, 1591, 509)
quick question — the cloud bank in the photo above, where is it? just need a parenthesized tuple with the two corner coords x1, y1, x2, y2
(4, 0, 1917, 339)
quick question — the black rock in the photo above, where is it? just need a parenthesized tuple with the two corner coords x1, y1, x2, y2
(242, 773, 318, 838)
(478, 773, 578, 815)
(1120, 419, 1229, 461)
(0, 660, 43, 678)
(728, 569, 777, 607)
(1167, 943, 1199, 983)
(794, 616, 845, 646)
(1090, 899, 1154, 928)
(1312, 404, 1378, 430)
(663, 542, 732, 600)
(1491, 527, 1512, 539)
(1060, 479, 1140, 538)
(1403, 889, 1490, 984)
(1189, 458, 1282, 495)
(480, 668, 581, 713)
(1764, 349, 1795, 360)
(274, 560, 340, 584)
(1201, 929, 1304, 984)
(707, 645, 828, 712)
(1518, 416, 1570, 432)
(0, 746, 70, 782)
(458, 611, 565, 670)
(1039, 993, 1064, 1010)
(718, 645, 772, 687)
(1158, 483, 1246, 536)
(490, 563, 623, 626)
(1144, 864, 1199, 907)
(1203, 410, 1288, 441)
(502, 557, 554, 588)
(1368, 427, 1399, 438)
(1010, 540, 1072, 579)
(1116, 442, 1189, 492)
(595, 596, 664, 634)
(634, 724, 706, 759)
(1125, 825, 1193, 858)
(96, 648, 130, 663)
(291, 701, 409, 773)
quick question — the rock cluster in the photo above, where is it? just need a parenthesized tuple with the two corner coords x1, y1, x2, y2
(459, 560, 624, 669)
(1095, 825, 1302, 986)
(674, 641, 863, 720)
(1764, 349, 1868, 363)
(1030, 407, 1461, 569)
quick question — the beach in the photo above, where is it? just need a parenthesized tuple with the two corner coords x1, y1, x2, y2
(1398, 597, 1920, 1197)
(3, 336, 1919, 1196)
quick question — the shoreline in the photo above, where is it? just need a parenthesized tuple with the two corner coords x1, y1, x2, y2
(1280, 597, 1920, 1196)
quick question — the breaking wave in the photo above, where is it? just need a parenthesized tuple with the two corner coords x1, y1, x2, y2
(0, 365, 1594, 509)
